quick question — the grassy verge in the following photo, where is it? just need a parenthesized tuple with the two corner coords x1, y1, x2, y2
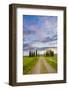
(45, 55, 57, 70)
(23, 56, 38, 75)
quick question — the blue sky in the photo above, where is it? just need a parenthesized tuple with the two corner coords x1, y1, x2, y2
(23, 15, 57, 54)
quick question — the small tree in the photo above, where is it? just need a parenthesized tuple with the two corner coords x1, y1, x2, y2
(29, 50, 31, 57)
(51, 51, 54, 56)
(46, 51, 49, 56)
(36, 49, 37, 56)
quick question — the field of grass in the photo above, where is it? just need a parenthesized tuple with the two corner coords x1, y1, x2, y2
(45, 55, 57, 70)
(23, 56, 38, 74)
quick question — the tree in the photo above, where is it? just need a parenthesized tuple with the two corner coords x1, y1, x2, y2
(36, 49, 37, 56)
(29, 50, 31, 57)
(46, 50, 54, 56)
(51, 51, 54, 56)
(46, 51, 49, 56)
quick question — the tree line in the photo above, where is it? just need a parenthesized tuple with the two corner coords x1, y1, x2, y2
(29, 50, 37, 57)
(29, 49, 54, 57)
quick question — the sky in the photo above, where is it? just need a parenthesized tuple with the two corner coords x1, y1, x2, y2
(23, 15, 57, 55)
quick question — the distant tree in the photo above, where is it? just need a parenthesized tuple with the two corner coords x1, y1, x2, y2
(46, 50, 54, 56)
(31, 51, 33, 57)
(46, 51, 49, 56)
(29, 50, 38, 57)
(51, 51, 54, 56)
(33, 51, 35, 57)
(29, 50, 31, 57)
(36, 50, 37, 56)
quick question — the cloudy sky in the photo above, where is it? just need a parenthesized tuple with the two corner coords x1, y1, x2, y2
(23, 15, 57, 55)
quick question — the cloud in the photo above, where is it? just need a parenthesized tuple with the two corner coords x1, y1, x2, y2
(24, 28, 35, 35)
(23, 15, 57, 50)
(23, 40, 57, 51)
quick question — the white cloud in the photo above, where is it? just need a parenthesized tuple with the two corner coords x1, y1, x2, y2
(31, 40, 57, 48)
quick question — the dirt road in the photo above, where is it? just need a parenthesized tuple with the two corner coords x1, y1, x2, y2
(31, 56, 56, 74)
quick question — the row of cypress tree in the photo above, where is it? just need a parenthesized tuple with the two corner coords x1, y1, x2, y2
(29, 50, 37, 57)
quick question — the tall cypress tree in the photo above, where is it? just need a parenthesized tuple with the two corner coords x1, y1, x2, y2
(29, 50, 31, 57)
(36, 49, 37, 56)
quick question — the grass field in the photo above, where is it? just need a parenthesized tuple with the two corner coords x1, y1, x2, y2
(23, 55, 57, 75)
(45, 55, 57, 70)
(23, 56, 38, 74)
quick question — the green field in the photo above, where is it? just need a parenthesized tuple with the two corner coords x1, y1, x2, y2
(45, 55, 57, 70)
(23, 56, 38, 74)
(23, 55, 57, 75)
